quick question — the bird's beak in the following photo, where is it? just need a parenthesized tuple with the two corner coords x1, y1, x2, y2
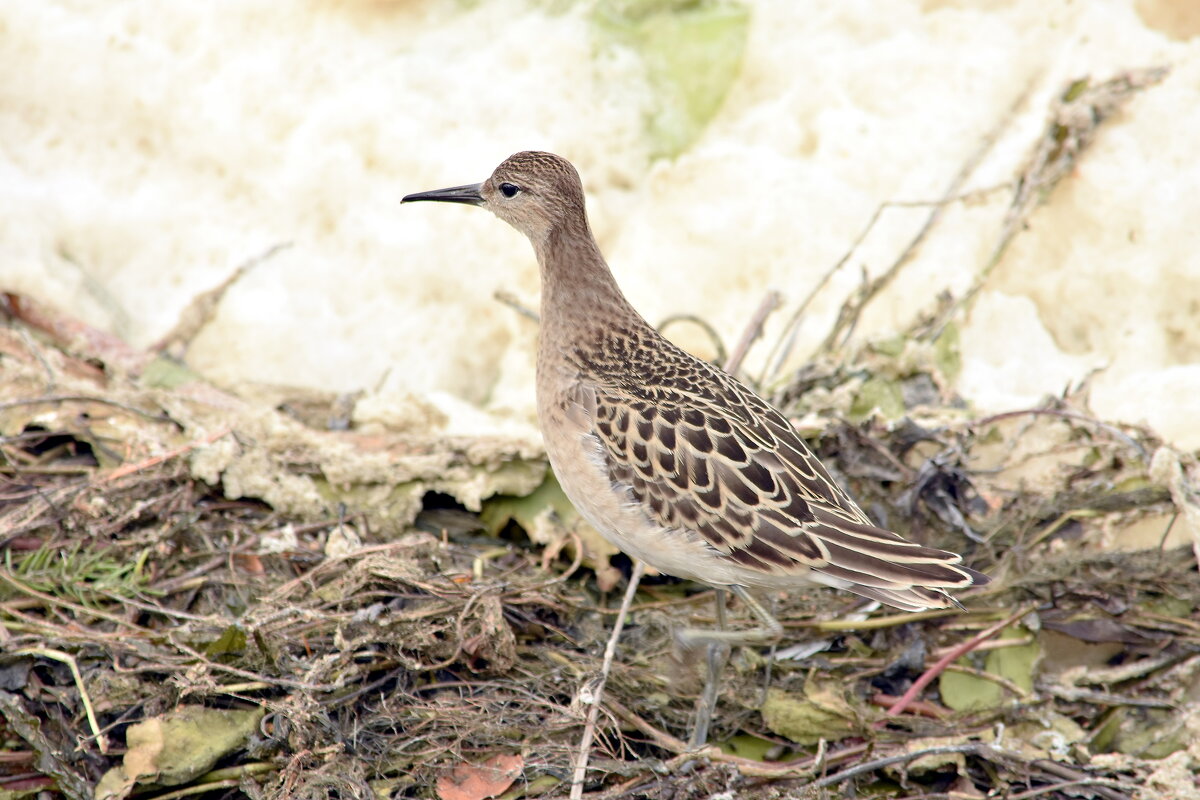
(401, 183, 485, 206)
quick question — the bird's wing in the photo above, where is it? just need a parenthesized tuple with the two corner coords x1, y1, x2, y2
(585, 361, 985, 608)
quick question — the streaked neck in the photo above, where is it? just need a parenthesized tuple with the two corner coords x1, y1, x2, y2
(535, 221, 639, 341)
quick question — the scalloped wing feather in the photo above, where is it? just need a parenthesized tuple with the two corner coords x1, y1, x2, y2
(586, 354, 984, 608)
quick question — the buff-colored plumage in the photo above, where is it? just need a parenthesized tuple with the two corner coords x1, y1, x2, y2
(405, 151, 985, 609)
(404, 151, 988, 746)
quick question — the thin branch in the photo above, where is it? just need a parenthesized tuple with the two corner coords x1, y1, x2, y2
(760, 184, 1011, 384)
(13, 648, 107, 754)
(817, 82, 1034, 356)
(570, 560, 646, 800)
(0, 395, 179, 425)
(725, 291, 781, 377)
(151, 242, 292, 355)
(658, 314, 727, 367)
(494, 289, 539, 322)
(881, 604, 1034, 720)
(808, 743, 995, 789)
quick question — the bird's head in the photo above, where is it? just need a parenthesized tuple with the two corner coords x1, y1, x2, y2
(402, 151, 587, 246)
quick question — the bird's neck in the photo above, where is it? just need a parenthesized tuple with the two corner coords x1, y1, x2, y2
(535, 222, 641, 346)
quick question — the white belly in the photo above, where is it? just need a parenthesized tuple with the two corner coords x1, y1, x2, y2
(536, 396, 721, 584)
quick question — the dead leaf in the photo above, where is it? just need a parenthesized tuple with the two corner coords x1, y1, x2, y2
(435, 753, 523, 800)
(1041, 614, 1156, 645)
(895, 735, 969, 776)
(761, 681, 864, 745)
(94, 705, 265, 800)
(2, 291, 144, 373)
(234, 553, 265, 574)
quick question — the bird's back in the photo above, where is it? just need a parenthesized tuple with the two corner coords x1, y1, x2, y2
(538, 312, 985, 611)
(401, 148, 986, 611)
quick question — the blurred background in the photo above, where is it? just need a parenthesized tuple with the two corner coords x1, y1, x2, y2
(2, 0, 1198, 445)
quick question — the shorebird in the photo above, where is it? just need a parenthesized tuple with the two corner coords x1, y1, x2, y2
(403, 151, 988, 747)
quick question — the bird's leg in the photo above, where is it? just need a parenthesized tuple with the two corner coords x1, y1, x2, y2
(682, 586, 784, 748)
(676, 584, 784, 648)
(761, 593, 779, 706)
(689, 589, 729, 749)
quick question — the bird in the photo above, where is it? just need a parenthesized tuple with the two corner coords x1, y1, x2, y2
(403, 151, 988, 747)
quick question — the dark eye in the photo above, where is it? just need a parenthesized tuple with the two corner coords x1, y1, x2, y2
(499, 182, 520, 198)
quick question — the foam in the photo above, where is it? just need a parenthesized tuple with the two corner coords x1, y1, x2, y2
(1, 1, 1196, 446)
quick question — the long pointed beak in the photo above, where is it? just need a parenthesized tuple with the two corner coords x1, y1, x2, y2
(401, 183, 485, 206)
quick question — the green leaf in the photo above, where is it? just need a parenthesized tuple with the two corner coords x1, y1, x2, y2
(871, 334, 907, 358)
(95, 706, 265, 800)
(593, 0, 750, 158)
(939, 626, 1039, 711)
(760, 682, 862, 745)
(139, 356, 202, 389)
(720, 733, 775, 761)
(202, 624, 247, 658)
(848, 376, 905, 422)
(933, 322, 962, 381)
(984, 627, 1038, 693)
(481, 473, 622, 590)
(481, 472, 579, 537)
(939, 667, 1002, 712)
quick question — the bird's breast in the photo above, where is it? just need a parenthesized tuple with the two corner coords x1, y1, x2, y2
(535, 371, 748, 586)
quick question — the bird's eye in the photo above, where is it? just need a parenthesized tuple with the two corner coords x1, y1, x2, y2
(499, 182, 521, 198)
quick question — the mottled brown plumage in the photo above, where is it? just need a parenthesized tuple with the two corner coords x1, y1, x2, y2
(404, 151, 988, 745)
(404, 151, 986, 609)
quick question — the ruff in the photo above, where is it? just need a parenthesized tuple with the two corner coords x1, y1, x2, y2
(403, 151, 988, 746)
